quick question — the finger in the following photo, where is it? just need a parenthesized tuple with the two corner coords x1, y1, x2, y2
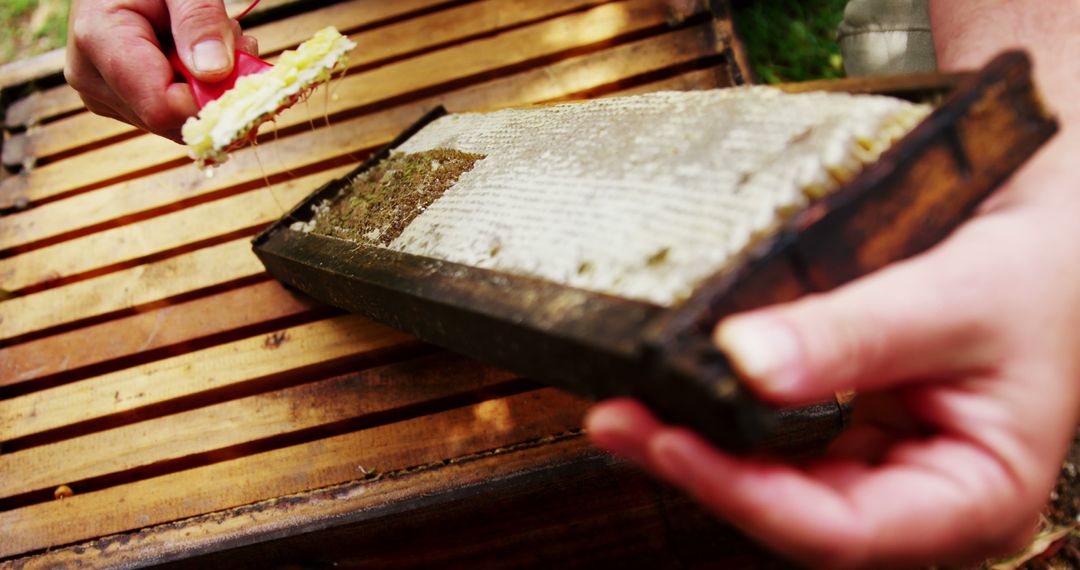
(584, 399, 663, 467)
(713, 254, 997, 404)
(237, 34, 259, 57)
(825, 424, 900, 464)
(646, 428, 1033, 568)
(65, 49, 148, 129)
(72, 3, 193, 136)
(166, 0, 236, 82)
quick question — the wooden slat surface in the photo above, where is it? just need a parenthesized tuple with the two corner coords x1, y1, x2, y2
(0, 238, 266, 341)
(2, 83, 81, 129)
(0, 0, 677, 206)
(2, 0, 511, 165)
(4, 437, 609, 569)
(0, 280, 320, 390)
(0, 314, 415, 442)
(1, 387, 589, 558)
(0, 0, 740, 564)
(0, 352, 512, 501)
(0, 166, 350, 293)
(0, 23, 721, 252)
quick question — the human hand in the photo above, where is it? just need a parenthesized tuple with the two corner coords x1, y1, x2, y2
(586, 129, 1080, 568)
(65, 0, 259, 142)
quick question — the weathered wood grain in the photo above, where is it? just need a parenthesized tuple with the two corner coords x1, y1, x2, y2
(0, 279, 319, 390)
(0, 353, 513, 501)
(0, 314, 414, 442)
(0, 166, 350, 293)
(0, 238, 265, 342)
(0, 24, 721, 252)
(0, 0, 685, 206)
(2, 84, 81, 129)
(0, 50, 65, 94)
(3, 0, 604, 167)
(0, 388, 588, 559)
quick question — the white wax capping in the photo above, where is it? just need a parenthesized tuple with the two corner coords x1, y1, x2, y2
(352, 88, 929, 306)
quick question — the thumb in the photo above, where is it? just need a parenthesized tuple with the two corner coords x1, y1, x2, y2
(166, 0, 236, 81)
(714, 256, 995, 404)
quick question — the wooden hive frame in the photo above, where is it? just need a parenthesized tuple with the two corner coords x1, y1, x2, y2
(1, 1, 814, 567)
(253, 51, 1057, 451)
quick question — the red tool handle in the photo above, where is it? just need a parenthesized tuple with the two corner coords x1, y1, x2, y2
(168, 48, 274, 109)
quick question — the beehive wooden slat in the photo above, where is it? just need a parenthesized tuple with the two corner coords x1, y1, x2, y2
(0, 0, 690, 207)
(0, 280, 319, 390)
(0, 314, 415, 442)
(0, 0, 436, 127)
(0, 50, 66, 95)
(2, 84, 82, 129)
(0, 353, 513, 502)
(602, 67, 722, 98)
(2, 0, 610, 167)
(0, 166, 350, 293)
(0, 23, 721, 251)
(0, 238, 267, 341)
(0, 388, 589, 559)
(0, 0, 745, 564)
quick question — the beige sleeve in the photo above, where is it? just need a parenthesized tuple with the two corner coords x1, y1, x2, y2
(838, 0, 938, 77)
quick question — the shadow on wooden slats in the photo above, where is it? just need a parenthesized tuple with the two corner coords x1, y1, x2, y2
(0, 353, 522, 508)
(12, 439, 775, 570)
(0, 388, 588, 559)
(0, 314, 418, 446)
(0, 280, 325, 396)
(0, 166, 350, 294)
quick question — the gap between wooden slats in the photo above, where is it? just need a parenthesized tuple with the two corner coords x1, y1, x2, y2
(2, 0, 615, 169)
(0, 387, 588, 560)
(0, 166, 350, 294)
(0, 280, 326, 395)
(0, 23, 723, 258)
(0, 352, 527, 508)
(0, 314, 421, 445)
(0, 237, 270, 343)
(0, 0, 703, 209)
(8, 436, 600, 570)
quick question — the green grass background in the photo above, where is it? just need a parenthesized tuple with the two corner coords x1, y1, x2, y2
(731, 0, 848, 83)
(0, 0, 69, 65)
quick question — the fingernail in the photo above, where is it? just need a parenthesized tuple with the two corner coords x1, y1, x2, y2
(715, 314, 801, 394)
(193, 39, 230, 73)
